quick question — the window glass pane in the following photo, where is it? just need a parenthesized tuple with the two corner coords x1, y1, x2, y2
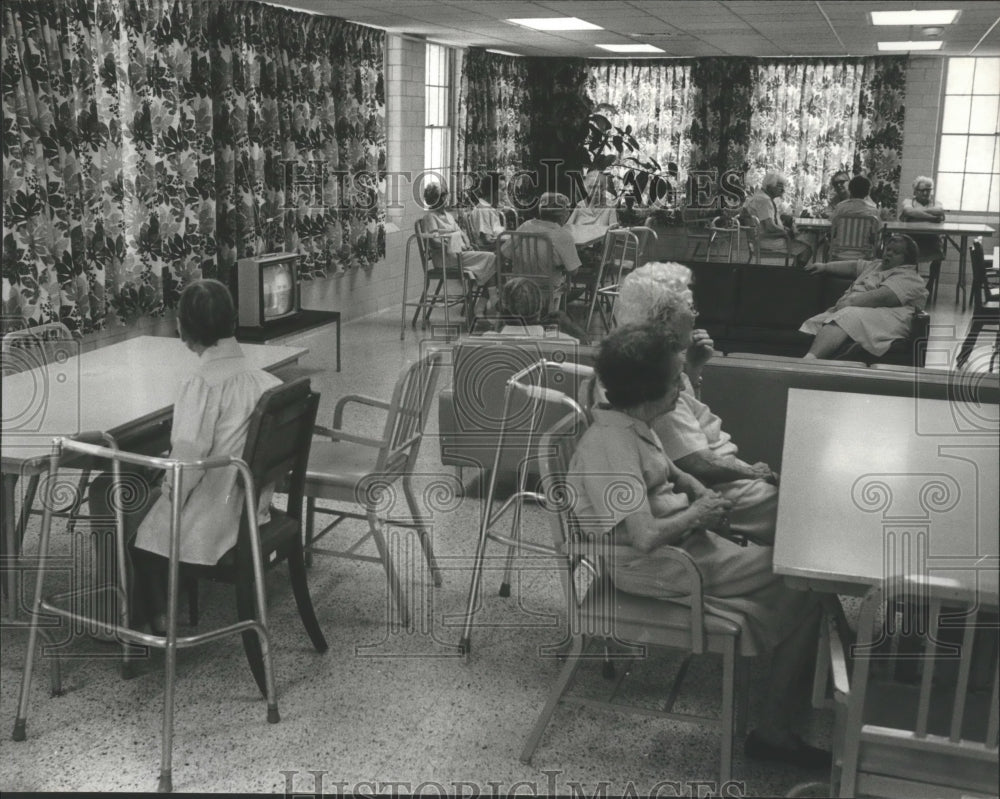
(994, 137, 1000, 175)
(971, 58, 1000, 95)
(961, 172, 991, 211)
(935, 172, 963, 209)
(946, 58, 976, 94)
(966, 136, 995, 172)
(942, 95, 972, 134)
(939, 135, 968, 171)
(988, 175, 999, 213)
(968, 96, 999, 134)
(424, 135, 433, 173)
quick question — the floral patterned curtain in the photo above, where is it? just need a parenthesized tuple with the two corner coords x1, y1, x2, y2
(855, 56, 907, 210)
(745, 57, 906, 210)
(587, 60, 693, 194)
(457, 48, 530, 187)
(689, 58, 755, 178)
(2, 0, 385, 333)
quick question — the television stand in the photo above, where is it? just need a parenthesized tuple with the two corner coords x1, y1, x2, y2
(236, 309, 341, 371)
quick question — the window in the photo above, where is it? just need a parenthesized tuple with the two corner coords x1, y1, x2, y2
(424, 43, 453, 186)
(936, 57, 1000, 213)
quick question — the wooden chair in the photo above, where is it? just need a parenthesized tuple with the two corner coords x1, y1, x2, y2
(820, 576, 999, 798)
(303, 351, 443, 628)
(828, 214, 882, 261)
(12, 377, 328, 793)
(518, 408, 753, 784)
(956, 241, 999, 371)
(400, 219, 474, 339)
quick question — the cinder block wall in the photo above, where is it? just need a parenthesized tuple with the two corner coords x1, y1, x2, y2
(301, 34, 427, 323)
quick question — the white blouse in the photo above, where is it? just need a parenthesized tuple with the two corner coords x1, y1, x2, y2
(134, 338, 282, 565)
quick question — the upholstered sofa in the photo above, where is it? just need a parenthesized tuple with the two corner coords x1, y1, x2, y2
(682, 260, 930, 367)
(438, 340, 998, 485)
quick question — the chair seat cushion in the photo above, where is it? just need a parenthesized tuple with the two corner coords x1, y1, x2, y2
(305, 439, 383, 499)
(584, 579, 746, 652)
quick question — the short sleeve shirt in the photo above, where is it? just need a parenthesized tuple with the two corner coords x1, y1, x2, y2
(504, 218, 582, 273)
(568, 407, 689, 539)
(653, 374, 738, 461)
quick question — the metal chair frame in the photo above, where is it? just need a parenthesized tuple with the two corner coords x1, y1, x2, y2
(516, 408, 752, 784)
(11, 378, 326, 792)
(705, 220, 747, 263)
(303, 351, 444, 628)
(956, 241, 999, 371)
(746, 214, 794, 267)
(495, 230, 565, 314)
(455, 358, 593, 656)
(400, 220, 474, 339)
(584, 227, 658, 333)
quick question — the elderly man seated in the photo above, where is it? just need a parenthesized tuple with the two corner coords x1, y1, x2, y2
(500, 192, 582, 313)
(743, 172, 813, 268)
(614, 262, 779, 545)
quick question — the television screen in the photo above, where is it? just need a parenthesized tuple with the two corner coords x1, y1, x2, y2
(262, 261, 295, 319)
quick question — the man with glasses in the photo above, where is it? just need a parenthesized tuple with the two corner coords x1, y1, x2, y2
(822, 170, 851, 218)
(743, 171, 813, 268)
(899, 175, 947, 302)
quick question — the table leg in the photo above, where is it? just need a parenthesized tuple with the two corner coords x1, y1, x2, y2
(336, 313, 341, 372)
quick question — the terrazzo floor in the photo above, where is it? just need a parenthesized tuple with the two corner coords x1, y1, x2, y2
(1, 289, 994, 795)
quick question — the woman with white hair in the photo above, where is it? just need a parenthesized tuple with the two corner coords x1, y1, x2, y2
(420, 181, 497, 290)
(612, 262, 780, 544)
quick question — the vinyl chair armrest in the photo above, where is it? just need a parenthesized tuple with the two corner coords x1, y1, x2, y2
(314, 427, 387, 449)
(332, 393, 392, 428)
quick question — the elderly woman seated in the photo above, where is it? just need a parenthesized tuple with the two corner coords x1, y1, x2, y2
(90, 279, 283, 634)
(568, 324, 827, 769)
(613, 262, 779, 545)
(800, 233, 927, 360)
(420, 181, 497, 306)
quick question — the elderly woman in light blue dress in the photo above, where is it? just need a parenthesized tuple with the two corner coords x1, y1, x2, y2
(801, 233, 927, 359)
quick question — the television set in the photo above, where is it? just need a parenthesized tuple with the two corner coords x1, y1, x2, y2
(237, 253, 301, 329)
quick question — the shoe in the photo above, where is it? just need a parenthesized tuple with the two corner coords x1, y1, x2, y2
(745, 730, 831, 770)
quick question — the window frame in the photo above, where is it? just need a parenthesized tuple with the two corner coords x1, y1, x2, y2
(933, 56, 1000, 216)
(424, 42, 456, 189)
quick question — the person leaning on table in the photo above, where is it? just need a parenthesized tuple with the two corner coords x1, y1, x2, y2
(90, 279, 282, 635)
(613, 262, 780, 546)
(568, 323, 828, 770)
(800, 234, 928, 360)
(899, 175, 947, 295)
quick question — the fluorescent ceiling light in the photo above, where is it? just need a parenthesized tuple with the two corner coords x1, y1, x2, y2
(871, 10, 959, 26)
(877, 40, 944, 51)
(486, 49, 521, 57)
(595, 43, 666, 53)
(506, 17, 602, 31)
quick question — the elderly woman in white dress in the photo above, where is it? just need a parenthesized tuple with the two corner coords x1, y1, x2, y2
(91, 279, 282, 633)
(420, 182, 496, 288)
(800, 234, 927, 360)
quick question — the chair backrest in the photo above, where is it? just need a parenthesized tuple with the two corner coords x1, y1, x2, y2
(496, 230, 559, 301)
(536, 407, 592, 556)
(969, 241, 994, 312)
(379, 349, 443, 474)
(837, 576, 1000, 798)
(1, 322, 76, 376)
(414, 217, 461, 273)
(829, 214, 882, 260)
(597, 228, 641, 287)
(240, 377, 320, 525)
